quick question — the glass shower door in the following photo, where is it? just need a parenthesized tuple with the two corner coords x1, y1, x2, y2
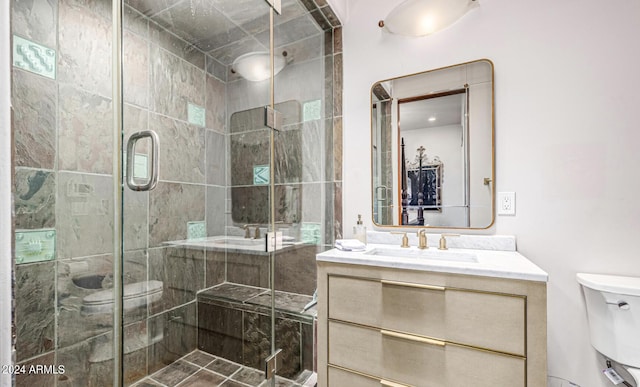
(120, 0, 278, 385)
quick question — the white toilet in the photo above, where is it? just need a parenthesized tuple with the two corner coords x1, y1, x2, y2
(577, 273, 640, 384)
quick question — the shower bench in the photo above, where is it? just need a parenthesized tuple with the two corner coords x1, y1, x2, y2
(197, 282, 316, 381)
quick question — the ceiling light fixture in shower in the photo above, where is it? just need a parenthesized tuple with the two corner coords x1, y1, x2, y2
(232, 51, 286, 82)
(379, 0, 478, 37)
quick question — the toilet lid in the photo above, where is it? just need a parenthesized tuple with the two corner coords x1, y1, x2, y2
(83, 280, 163, 306)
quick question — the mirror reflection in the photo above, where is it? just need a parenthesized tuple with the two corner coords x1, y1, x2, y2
(371, 60, 494, 229)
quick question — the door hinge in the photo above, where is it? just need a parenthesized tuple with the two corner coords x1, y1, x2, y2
(264, 0, 282, 14)
(264, 106, 283, 132)
(265, 349, 283, 380)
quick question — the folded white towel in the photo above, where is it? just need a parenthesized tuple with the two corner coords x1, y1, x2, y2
(335, 239, 366, 252)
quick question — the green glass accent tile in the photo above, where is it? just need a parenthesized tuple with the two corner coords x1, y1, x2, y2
(301, 222, 321, 245)
(187, 221, 206, 240)
(13, 35, 56, 79)
(253, 165, 269, 185)
(124, 152, 149, 179)
(15, 229, 56, 264)
(303, 99, 322, 122)
(188, 103, 206, 127)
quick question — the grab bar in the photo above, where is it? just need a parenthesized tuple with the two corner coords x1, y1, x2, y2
(126, 130, 159, 191)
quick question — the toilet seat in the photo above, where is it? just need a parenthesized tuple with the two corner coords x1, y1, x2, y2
(81, 280, 163, 315)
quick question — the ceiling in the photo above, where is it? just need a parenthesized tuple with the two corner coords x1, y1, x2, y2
(400, 93, 464, 131)
(125, 0, 323, 66)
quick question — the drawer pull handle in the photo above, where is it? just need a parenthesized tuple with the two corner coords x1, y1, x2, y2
(381, 329, 446, 347)
(380, 379, 413, 387)
(381, 279, 445, 291)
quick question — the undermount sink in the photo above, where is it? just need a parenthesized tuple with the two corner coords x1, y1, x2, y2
(364, 247, 478, 263)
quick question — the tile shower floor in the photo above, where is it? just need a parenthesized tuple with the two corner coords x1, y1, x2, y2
(132, 350, 316, 387)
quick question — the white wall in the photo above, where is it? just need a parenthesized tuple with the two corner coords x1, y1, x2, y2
(342, 0, 640, 385)
(0, 0, 12, 385)
(326, 0, 348, 24)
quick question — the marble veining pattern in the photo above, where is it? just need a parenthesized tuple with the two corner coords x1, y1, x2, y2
(56, 172, 114, 259)
(206, 130, 226, 186)
(150, 113, 205, 184)
(11, 0, 58, 47)
(153, 0, 247, 52)
(149, 246, 205, 314)
(148, 182, 205, 247)
(12, 69, 56, 169)
(367, 230, 517, 251)
(15, 262, 55, 361)
(150, 45, 205, 122)
(58, 85, 113, 174)
(14, 168, 56, 229)
(149, 21, 205, 70)
(148, 302, 198, 374)
(124, 30, 149, 108)
(206, 75, 226, 133)
(58, 0, 112, 98)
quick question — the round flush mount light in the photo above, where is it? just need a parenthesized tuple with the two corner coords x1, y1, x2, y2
(231, 51, 286, 82)
(379, 0, 478, 37)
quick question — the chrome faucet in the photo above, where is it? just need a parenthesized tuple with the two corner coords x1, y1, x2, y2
(417, 229, 428, 249)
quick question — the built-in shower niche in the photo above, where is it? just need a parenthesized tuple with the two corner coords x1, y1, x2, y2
(229, 101, 303, 228)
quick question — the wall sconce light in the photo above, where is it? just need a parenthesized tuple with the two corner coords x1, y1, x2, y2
(379, 0, 478, 37)
(231, 51, 286, 82)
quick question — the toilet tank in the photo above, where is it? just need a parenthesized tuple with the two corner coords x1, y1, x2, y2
(577, 273, 640, 368)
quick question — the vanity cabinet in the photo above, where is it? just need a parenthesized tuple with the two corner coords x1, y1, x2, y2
(317, 261, 547, 387)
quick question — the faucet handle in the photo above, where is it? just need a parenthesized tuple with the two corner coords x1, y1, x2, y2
(438, 233, 460, 250)
(391, 232, 410, 248)
(243, 224, 259, 239)
(416, 229, 428, 249)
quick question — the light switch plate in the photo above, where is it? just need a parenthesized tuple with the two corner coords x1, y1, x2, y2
(498, 192, 516, 216)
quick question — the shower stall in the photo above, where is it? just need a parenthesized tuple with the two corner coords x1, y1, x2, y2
(10, 0, 342, 385)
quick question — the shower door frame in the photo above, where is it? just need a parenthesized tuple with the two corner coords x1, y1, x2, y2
(112, 1, 283, 385)
(1, 1, 13, 385)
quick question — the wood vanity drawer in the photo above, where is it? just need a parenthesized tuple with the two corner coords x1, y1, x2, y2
(328, 366, 409, 387)
(328, 320, 525, 387)
(328, 275, 526, 356)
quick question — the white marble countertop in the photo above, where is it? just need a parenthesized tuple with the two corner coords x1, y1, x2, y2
(317, 243, 548, 282)
(165, 235, 302, 255)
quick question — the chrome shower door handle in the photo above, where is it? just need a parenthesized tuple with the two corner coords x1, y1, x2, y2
(126, 130, 159, 191)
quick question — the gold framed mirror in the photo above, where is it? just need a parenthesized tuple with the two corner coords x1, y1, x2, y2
(371, 59, 494, 229)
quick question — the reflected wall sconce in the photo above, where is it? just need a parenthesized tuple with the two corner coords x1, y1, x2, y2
(231, 51, 287, 82)
(379, 0, 478, 37)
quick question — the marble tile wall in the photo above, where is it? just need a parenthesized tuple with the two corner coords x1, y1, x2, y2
(12, 0, 342, 385)
(11, 0, 224, 384)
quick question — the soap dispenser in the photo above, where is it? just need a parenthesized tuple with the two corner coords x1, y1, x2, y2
(353, 214, 367, 244)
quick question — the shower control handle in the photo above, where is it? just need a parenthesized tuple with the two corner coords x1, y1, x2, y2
(126, 130, 159, 191)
